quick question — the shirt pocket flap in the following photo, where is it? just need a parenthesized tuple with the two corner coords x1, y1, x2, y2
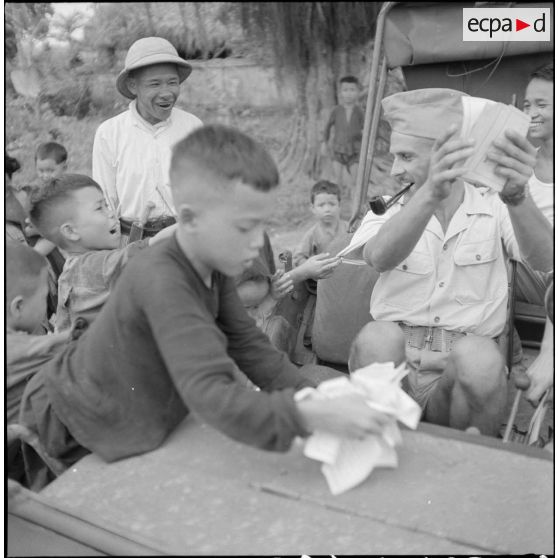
(454, 241, 497, 266)
(395, 252, 433, 275)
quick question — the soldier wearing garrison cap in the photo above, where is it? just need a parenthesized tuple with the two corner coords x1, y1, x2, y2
(92, 37, 203, 238)
(348, 88, 552, 437)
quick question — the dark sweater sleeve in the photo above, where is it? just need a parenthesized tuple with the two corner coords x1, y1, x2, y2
(140, 267, 313, 452)
(217, 275, 314, 392)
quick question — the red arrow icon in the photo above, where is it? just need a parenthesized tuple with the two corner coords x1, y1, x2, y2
(516, 18, 530, 31)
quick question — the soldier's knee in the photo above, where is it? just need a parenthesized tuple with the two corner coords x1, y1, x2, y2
(451, 335, 505, 398)
(349, 321, 406, 372)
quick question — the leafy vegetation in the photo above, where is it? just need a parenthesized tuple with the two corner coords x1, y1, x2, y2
(6, 2, 399, 244)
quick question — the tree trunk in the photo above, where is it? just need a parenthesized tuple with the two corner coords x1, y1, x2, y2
(279, 39, 336, 184)
(193, 3, 210, 59)
(143, 3, 156, 35)
(278, 66, 308, 182)
(177, 2, 189, 39)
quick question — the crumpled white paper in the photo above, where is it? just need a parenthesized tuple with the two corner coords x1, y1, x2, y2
(297, 362, 421, 495)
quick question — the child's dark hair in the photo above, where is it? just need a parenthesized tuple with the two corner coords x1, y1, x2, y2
(5, 151, 21, 180)
(340, 75, 359, 86)
(29, 174, 101, 246)
(170, 124, 279, 192)
(35, 142, 68, 164)
(6, 241, 49, 301)
(311, 180, 341, 203)
(530, 62, 553, 83)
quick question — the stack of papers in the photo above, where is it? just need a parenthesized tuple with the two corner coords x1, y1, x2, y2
(297, 362, 421, 495)
(461, 102, 531, 192)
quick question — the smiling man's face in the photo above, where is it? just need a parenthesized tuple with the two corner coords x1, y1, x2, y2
(128, 63, 181, 125)
(523, 77, 554, 144)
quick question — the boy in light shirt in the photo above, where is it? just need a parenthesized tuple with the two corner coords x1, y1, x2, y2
(29, 174, 175, 332)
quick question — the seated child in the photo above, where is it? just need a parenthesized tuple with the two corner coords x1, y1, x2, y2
(323, 75, 364, 191)
(291, 180, 347, 286)
(6, 243, 71, 424)
(29, 174, 176, 332)
(5, 152, 27, 244)
(235, 230, 293, 330)
(19, 125, 388, 488)
(6, 152, 60, 325)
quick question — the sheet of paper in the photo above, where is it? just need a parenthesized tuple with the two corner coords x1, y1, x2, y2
(381, 419, 402, 448)
(321, 436, 384, 495)
(303, 431, 342, 465)
(301, 362, 422, 494)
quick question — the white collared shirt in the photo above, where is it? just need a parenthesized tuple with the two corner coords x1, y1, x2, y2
(92, 100, 203, 220)
(528, 173, 554, 226)
(357, 185, 521, 338)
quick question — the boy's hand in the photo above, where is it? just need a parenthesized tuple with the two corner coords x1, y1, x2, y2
(32, 238, 56, 257)
(270, 270, 293, 300)
(296, 393, 390, 439)
(487, 129, 537, 202)
(295, 253, 341, 281)
(426, 125, 475, 201)
(24, 218, 40, 238)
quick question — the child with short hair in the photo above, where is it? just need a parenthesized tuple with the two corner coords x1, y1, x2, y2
(323, 75, 365, 191)
(19, 125, 388, 488)
(29, 174, 176, 332)
(291, 180, 346, 283)
(5, 152, 28, 244)
(5, 152, 61, 324)
(6, 243, 70, 424)
(29, 142, 69, 266)
(35, 142, 68, 186)
(235, 230, 293, 330)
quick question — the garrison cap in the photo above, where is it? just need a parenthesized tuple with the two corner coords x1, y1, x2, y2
(382, 88, 469, 140)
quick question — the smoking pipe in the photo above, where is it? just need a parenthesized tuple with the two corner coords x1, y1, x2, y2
(368, 183, 414, 215)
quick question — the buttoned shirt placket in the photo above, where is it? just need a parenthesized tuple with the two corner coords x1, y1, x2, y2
(129, 105, 175, 219)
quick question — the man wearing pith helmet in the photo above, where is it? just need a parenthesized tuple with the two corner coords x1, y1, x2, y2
(346, 88, 552, 437)
(92, 37, 203, 238)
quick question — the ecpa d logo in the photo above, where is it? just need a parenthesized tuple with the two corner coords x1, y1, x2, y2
(463, 7, 551, 41)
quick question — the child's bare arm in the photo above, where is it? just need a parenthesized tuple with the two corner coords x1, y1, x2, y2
(296, 392, 390, 439)
(148, 223, 178, 246)
(32, 238, 57, 257)
(289, 253, 341, 282)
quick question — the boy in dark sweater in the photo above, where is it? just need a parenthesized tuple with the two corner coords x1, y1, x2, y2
(20, 125, 388, 489)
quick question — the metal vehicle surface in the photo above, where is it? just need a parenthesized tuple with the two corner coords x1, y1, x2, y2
(8, 420, 554, 556)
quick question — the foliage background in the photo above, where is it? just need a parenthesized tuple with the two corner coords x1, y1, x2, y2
(5, 2, 404, 246)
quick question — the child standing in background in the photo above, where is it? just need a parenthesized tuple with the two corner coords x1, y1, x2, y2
(323, 76, 364, 194)
(291, 180, 346, 285)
